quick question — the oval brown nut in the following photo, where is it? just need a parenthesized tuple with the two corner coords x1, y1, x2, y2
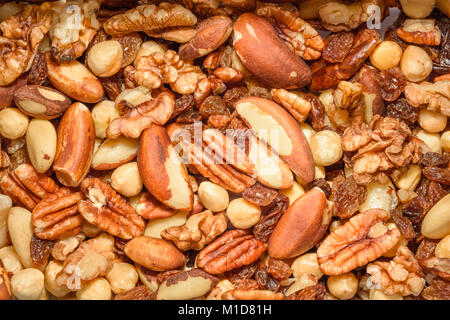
(138, 124, 193, 211)
(356, 66, 385, 119)
(45, 52, 104, 103)
(124, 236, 185, 271)
(235, 96, 315, 184)
(233, 13, 312, 89)
(14, 85, 71, 119)
(53, 103, 95, 187)
(317, 209, 401, 276)
(179, 15, 233, 61)
(268, 187, 330, 259)
(156, 268, 219, 300)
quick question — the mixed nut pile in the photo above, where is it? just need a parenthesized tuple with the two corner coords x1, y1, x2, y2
(0, 0, 449, 301)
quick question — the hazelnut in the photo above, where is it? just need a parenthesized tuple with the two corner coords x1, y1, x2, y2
(327, 273, 358, 300)
(400, 45, 433, 82)
(198, 181, 229, 212)
(441, 131, 450, 152)
(435, 235, 450, 258)
(0, 108, 29, 139)
(418, 109, 447, 133)
(416, 129, 442, 154)
(370, 41, 403, 71)
(11, 268, 45, 300)
(87, 40, 123, 77)
(226, 198, 261, 229)
(111, 162, 143, 197)
(105, 262, 139, 294)
(291, 253, 323, 279)
(310, 130, 343, 166)
(91, 100, 120, 139)
(76, 277, 112, 300)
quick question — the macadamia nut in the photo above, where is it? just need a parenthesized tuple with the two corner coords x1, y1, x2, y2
(327, 273, 358, 300)
(226, 198, 261, 229)
(416, 129, 442, 153)
(0, 108, 29, 139)
(441, 131, 450, 152)
(87, 41, 123, 77)
(310, 130, 343, 166)
(198, 181, 229, 212)
(291, 253, 322, 279)
(111, 162, 143, 197)
(370, 41, 403, 71)
(76, 277, 112, 300)
(435, 235, 450, 258)
(400, 45, 433, 82)
(105, 262, 139, 294)
(11, 268, 45, 300)
(419, 109, 447, 133)
(91, 100, 120, 138)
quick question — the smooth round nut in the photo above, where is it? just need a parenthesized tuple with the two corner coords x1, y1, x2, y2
(198, 181, 229, 212)
(421, 194, 450, 239)
(11, 268, 44, 300)
(435, 235, 450, 258)
(76, 277, 112, 300)
(370, 41, 403, 71)
(26, 119, 57, 173)
(44, 260, 70, 298)
(87, 40, 123, 77)
(310, 130, 343, 166)
(400, 45, 433, 82)
(418, 109, 447, 133)
(327, 272, 358, 300)
(105, 262, 138, 294)
(91, 100, 120, 138)
(416, 129, 442, 153)
(291, 253, 322, 279)
(111, 162, 143, 197)
(226, 198, 261, 229)
(0, 108, 29, 139)
(441, 131, 450, 153)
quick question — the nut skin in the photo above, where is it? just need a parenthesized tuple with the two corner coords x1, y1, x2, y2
(179, 15, 233, 61)
(13, 85, 71, 119)
(356, 65, 385, 119)
(268, 188, 329, 259)
(124, 236, 185, 271)
(0, 73, 27, 110)
(53, 103, 95, 187)
(233, 13, 312, 89)
(45, 52, 104, 103)
(235, 96, 315, 183)
(138, 124, 193, 211)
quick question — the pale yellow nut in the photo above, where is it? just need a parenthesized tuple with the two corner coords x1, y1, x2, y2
(291, 253, 322, 280)
(11, 268, 45, 300)
(111, 162, 143, 197)
(369, 289, 403, 300)
(26, 119, 57, 173)
(87, 40, 123, 77)
(0, 194, 12, 249)
(0, 108, 29, 139)
(441, 131, 450, 152)
(421, 194, 450, 239)
(285, 273, 318, 296)
(418, 109, 447, 133)
(144, 211, 188, 239)
(327, 273, 358, 300)
(44, 260, 70, 298)
(399, 0, 436, 18)
(435, 235, 450, 258)
(280, 181, 305, 205)
(91, 100, 120, 139)
(310, 130, 342, 166)
(0, 246, 23, 276)
(416, 129, 442, 153)
(394, 165, 421, 191)
(198, 181, 229, 212)
(226, 198, 261, 229)
(76, 277, 112, 300)
(360, 181, 396, 213)
(105, 262, 139, 294)
(370, 41, 403, 71)
(400, 45, 433, 82)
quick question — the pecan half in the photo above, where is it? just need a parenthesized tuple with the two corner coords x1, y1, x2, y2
(271, 89, 311, 123)
(78, 178, 145, 239)
(317, 209, 401, 275)
(32, 188, 84, 240)
(396, 19, 441, 46)
(0, 164, 58, 211)
(135, 191, 176, 221)
(161, 210, 227, 251)
(197, 230, 267, 274)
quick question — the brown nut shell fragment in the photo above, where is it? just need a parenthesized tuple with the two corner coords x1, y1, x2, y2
(235, 96, 314, 183)
(268, 188, 330, 259)
(317, 209, 401, 275)
(53, 102, 95, 187)
(197, 229, 267, 274)
(14, 85, 71, 119)
(78, 178, 145, 240)
(138, 124, 193, 211)
(396, 19, 441, 46)
(356, 65, 385, 118)
(124, 236, 185, 271)
(179, 15, 233, 61)
(233, 13, 312, 89)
